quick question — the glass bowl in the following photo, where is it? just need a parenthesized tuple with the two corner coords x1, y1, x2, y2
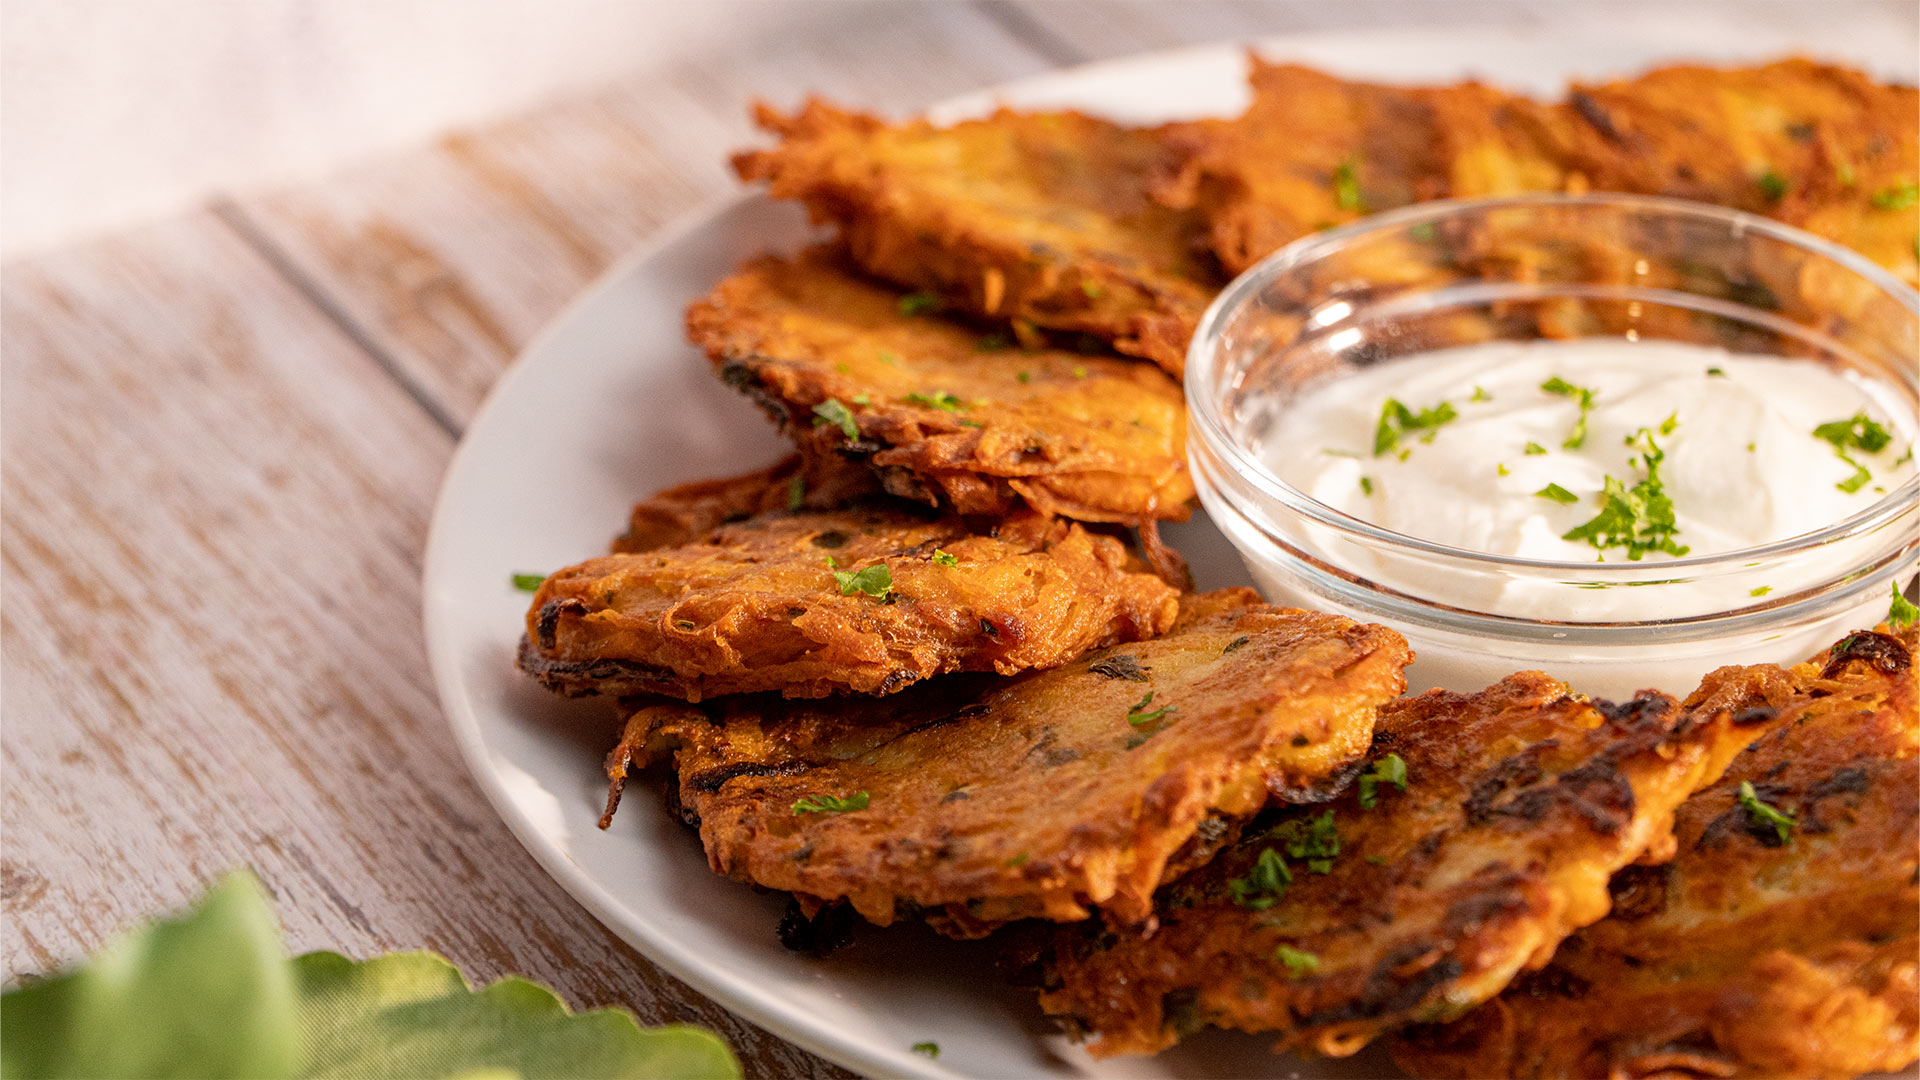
(1185, 193, 1919, 700)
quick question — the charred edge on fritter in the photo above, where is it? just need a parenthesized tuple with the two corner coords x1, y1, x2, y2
(777, 897, 856, 957)
(516, 635, 678, 697)
(1605, 862, 1673, 920)
(1569, 90, 1629, 146)
(1271, 749, 1376, 805)
(535, 597, 589, 649)
(685, 759, 820, 793)
(1821, 630, 1911, 678)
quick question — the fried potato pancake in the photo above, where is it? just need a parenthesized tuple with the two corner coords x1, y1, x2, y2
(521, 503, 1178, 701)
(1034, 672, 1769, 1059)
(734, 101, 1220, 374)
(1393, 625, 1919, 1079)
(1156, 62, 1449, 276)
(610, 452, 881, 554)
(1564, 59, 1920, 286)
(688, 247, 1193, 526)
(606, 590, 1410, 933)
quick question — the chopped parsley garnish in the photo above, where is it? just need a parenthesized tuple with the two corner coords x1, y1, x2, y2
(1272, 810, 1340, 873)
(1016, 370, 1032, 384)
(1539, 376, 1597, 449)
(897, 292, 941, 316)
(1872, 180, 1919, 211)
(1359, 476, 1374, 496)
(905, 390, 967, 412)
(1497, 463, 1510, 477)
(1890, 582, 1919, 628)
(1757, 169, 1788, 202)
(1895, 444, 1915, 466)
(1813, 411, 1894, 493)
(1736, 780, 1796, 845)
(1126, 690, 1177, 727)
(1706, 366, 1727, 377)
(912, 1042, 940, 1058)
(511, 572, 546, 592)
(1524, 441, 1548, 456)
(1536, 483, 1579, 505)
(958, 419, 983, 428)
(1332, 159, 1364, 212)
(1373, 397, 1459, 456)
(931, 550, 959, 567)
(1003, 853, 1030, 868)
(792, 791, 870, 815)
(1227, 848, 1292, 909)
(831, 562, 893, 598)
(1273, 944, 1321, 976)
(1561, 426, 1689, 561)
(1658, 411, 1679, 436)
(812, 398, 859, 440)
(786, 473, 806, 511)
(1358, 753, 1408, 809)
(1750, 585, 1772, 597)
(1470, 385, 1492, 403)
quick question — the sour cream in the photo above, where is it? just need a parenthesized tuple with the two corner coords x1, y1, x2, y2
(1267, 340, 1917, 563)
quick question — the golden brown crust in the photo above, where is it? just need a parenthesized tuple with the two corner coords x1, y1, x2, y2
(611, 453, 882, 554)
(688, 247, 1193, 526)
(522, 503, 1179, 701)
(611, 590, 1410, 931)
(1392, 625, 1920, 1079)
(734, 101, 1220, 375)
(1035, 672, 1770, 1059)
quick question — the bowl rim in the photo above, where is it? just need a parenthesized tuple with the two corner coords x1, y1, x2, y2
(1183, 191, 1920, 576)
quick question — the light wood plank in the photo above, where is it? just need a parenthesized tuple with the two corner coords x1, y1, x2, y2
(234, 0, 1061, 429)
(0, 214, 843, 1077)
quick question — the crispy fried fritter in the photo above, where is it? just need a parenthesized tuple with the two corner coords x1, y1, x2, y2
(607, 590, 1410, 933)
(1034, 672, 1769, 1059)
(1565, 60, 1920, 282)
(1420, 82, 1585, 199)
(1393, 625, 1919, 1079)
(688, 247, 1193, 526)
(734, 101, 1219, 374)
(610, 453, 881, 554)
(1157, 61, 1448, 276)
(521, 503, 1178, 701)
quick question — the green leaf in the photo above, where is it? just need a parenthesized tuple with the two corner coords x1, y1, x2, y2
(1539, 376, 1596, 449)
(1373, 397, 1457, 457)
(1889, 582, 1918, 628)
(512, 573, 546, 592)
(1273, 945, 1321, 976)
(897, 292, 942, 316)
(1535, 483, 1580, 505)
(1756, 169, 1788, 202)
(1227, 848, 1291, 910)
(792, 792, 870, 816)
(1737, 780, 1797, 846)
(931, 550, 959, 567)
(903, 390, 966, 412)
(1357, 753, 1408, 810)
(830, 562, 892, 598)
(1125, 690, 1177, 728)
(293, 952, 737, 1080)
(1871, 180, 1919, 211)
(1, 873, 299, 1080)
(1332, 158, 1364, 212)
(811, 399, 859, 441)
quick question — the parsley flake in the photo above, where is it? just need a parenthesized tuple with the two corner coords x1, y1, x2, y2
(931, 550, 959, 567)
(511, 572, 546, 592)
(1737, 780, 1796, 845)
(1536, 482, 1579, 504)
(1540, 376, 1597, 449)
(912, 1042, 940, 1058)
(1813, 412, 1894, 493)
(792, 791, 870, 815)
(1562, 427, 1689, 561)
(1872, 180, 1919, 211)
(1890, 582, 1918, 628)
(897, 292, 941, 316)
(1497, 464, 1510, 477)
(1332, 159, 1364, 212)
(786, 473, 806, 511)
(1126, 690, 1177, 728)
(1524, 441, 1548, 456)
(1359, 476, 1374, 496)
(905, 390, 967, 412)
(1757, 169, 1788, 202)
(1081, 281, 1106, 299)
(1272, 810, 1340, 873)
(1016, 370, 1032, 384)
(812, 398, 859, 441)
(1358, 753, 1408, 809)
(831, 562, 893, 599)
(1374, 397, 1459, 456)
(1470, 386, 1492, 403)
(1274, 944, 1321, 976)
(976, 332, 1012, 352)
(1227, 848, 1292, 909)
(1750, 585, 1772, 597)
(1706, 366, 1727, 377)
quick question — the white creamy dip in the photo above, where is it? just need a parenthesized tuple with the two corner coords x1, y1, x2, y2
(1267, 340, 1917, 563)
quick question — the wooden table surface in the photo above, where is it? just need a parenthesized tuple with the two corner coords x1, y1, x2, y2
(5, 3, 1909, 1077)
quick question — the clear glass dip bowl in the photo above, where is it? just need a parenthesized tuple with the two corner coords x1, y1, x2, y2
(1186, 193, 1919, 700)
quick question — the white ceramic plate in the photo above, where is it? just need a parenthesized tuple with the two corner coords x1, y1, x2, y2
(424, 21, 1916, 1080)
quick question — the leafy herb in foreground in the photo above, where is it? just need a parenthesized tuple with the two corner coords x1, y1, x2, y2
(1374, 397, 1458, 456)
(1227, 848, 1292, 910)
(830, 562, 893, 599)
(1540, 376, 1597, 449)
(792, 792, 870, 816)
(1358, 753, 1408, 809)
(1561, 426, 1689, 561)
(811, 398, 859, 441)
(1273, 945, 1321, 976)
(511, 573, 546, 592)
(1889, 582, 1918, 628)
(1737, 780, 1796, 846)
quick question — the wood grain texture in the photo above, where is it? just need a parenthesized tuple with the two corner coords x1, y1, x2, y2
(0, 215, 843, 1078)
(234, 0, 1060, 429)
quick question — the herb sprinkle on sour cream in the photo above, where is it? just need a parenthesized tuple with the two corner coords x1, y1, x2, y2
(1270, 340, 1917, 563)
